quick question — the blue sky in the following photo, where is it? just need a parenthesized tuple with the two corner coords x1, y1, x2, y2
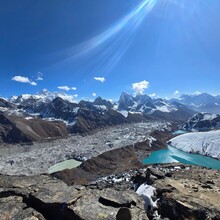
(1, 0, 220, 100)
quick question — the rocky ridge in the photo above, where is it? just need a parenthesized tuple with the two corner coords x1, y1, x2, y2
(52, 128, 171, 185)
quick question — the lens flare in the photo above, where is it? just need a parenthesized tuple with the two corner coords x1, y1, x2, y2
(72, 0, 158, 57)
(55, 0, 158, 70)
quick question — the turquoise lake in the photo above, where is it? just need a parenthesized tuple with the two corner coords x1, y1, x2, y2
(172, 130, 188, 135)
(143, 145, 220, 170)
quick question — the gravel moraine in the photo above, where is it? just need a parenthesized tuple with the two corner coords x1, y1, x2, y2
(0, 121, 170, 175)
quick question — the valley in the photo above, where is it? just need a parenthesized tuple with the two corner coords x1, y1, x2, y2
(0, 121, 170, 175)
(0, 91, 220, 220)
(2, 0, 220, 218)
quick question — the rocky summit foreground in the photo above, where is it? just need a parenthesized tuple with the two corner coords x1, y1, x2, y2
(0, 164, 219, 220)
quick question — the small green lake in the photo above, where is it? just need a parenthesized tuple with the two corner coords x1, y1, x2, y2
(143, 145, 220, 170)
(48, 159, 82, 174)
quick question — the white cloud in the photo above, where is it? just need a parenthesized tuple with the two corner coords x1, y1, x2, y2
(92, 92, 97, 97)
(132, 80, 149, 95)
(36, 72, 43, 81)
(149, 93, 156, 98)
(174, 90, 179, 95)
(36, 76, 43, 81)
(58, 86, 77, 91)
(31, 81, 37, 86)
(57, 94, 78, 103)
(94, 77, 106, 83)
(12, 75, 37, 86)
(57, 86, 70, 91)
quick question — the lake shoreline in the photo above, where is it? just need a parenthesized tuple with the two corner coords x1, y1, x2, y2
(143, 145, 220, 170)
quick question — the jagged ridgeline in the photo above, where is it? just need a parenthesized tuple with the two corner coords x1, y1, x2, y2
(0, 90, 197, 143)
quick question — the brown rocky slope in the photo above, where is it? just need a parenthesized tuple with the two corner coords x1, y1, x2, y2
(0, 113, 69, 143)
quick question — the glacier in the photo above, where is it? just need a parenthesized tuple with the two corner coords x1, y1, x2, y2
(170, 130, 220, 160)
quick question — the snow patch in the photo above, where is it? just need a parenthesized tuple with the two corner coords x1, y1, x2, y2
(120, 110, 128, 117)
(25, 117, 34, 120)
(136, 183, 158, 211)
(202, 113, 218, 121)
(94, 105, 107, 110)
(148, 136, 156, 147)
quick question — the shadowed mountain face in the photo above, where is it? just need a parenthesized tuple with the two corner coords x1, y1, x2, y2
(0, 113, 69, 143)
(16, 97, 130, 133)
(93, 96, 114, 108)
(118, 93, 153, 112)
(72, 108, 128, 133)
(0, 98, 15, 109)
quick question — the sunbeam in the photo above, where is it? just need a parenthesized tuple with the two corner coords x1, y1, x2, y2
(51, 0, 210, 94)
(53, 0, 159, 90)
(71, 0, 158, 57)
(55, 0, 158, 68)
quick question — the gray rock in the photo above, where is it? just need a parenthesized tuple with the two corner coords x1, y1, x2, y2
(0, 195, 45, 220)
(0, 174, 149, 220)
(70, 188, 148, 220)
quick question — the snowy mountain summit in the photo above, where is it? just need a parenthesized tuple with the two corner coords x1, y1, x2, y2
(118, 92, 179, 114)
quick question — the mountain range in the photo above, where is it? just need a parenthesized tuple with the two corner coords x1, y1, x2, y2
(1, 90, 220, 143)
(181, 112, 220, 131)
(171, 93, 220, 114)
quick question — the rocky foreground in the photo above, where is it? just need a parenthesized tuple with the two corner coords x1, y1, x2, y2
(0, 164, 220, 220)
